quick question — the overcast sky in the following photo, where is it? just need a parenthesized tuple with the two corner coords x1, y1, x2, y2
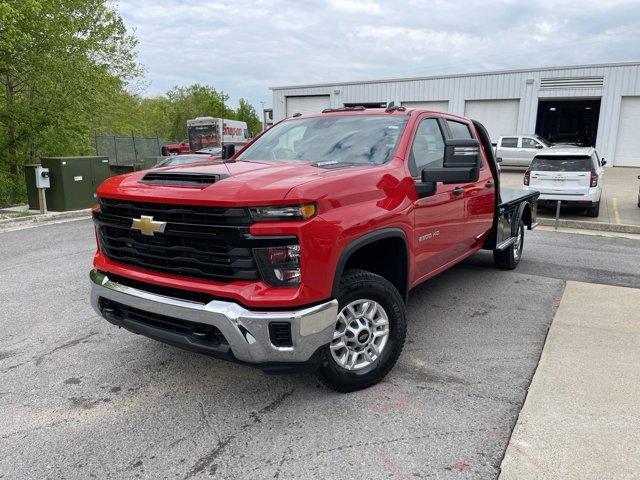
(119, 0, 640, 112)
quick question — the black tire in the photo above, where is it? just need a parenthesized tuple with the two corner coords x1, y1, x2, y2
(493, 220, 524, 270)
(317, 269, 407, 393)
(586, 202, 600, 217)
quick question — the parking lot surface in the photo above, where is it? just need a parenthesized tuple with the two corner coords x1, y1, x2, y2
(2, 219, 640, 479)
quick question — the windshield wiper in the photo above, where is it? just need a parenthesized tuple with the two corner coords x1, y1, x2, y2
(313, 160, 362, 168)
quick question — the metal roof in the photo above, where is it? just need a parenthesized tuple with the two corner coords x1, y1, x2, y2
(270, 61, 640, 91)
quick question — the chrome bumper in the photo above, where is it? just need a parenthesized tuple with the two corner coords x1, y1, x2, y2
(90, 270, 338, 364)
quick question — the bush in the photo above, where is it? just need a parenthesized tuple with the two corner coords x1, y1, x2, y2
(0, 170, 26, 208)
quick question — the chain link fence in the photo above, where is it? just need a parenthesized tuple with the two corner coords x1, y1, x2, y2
(95, 133, 167, 167)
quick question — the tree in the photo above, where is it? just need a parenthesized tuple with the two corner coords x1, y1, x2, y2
(236, 99, 262, 136)
(0, 0, 141, 175)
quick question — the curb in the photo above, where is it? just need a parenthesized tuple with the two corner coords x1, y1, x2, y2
(537, 217, 640, 235)
(0, 209, 91, 230)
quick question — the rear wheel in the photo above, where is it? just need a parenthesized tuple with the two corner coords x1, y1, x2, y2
(586, 202, 600, 217)
(493, 220, 524, 270)
(317, 269, 406, 392)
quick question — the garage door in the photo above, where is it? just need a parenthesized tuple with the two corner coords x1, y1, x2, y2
(614, 97, 640, 167)
(401, 101, 450, 112)
(464, 99, 519, 142)
(285, 95, 331, 117)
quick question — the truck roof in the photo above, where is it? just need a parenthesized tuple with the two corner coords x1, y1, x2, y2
(288, 107, 470, 123)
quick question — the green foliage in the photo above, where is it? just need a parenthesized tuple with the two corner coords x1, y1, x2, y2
(0, 169, 25, 207)
(0, 0, 263, 207)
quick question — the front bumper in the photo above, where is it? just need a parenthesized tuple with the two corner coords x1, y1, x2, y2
(90, 270, 338, 370)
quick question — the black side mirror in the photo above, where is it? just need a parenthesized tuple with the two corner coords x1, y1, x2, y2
(221, 144, 235, 160)
(443, 138, 481, 169)
(422, 166, 479, 184)
(536, 144, 544, 149)
(601, 158, 607, 166)
(415, 139, 481, 198)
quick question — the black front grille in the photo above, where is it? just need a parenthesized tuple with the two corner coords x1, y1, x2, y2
(99, 298, 228, 346)
(95, 198, 296, 282)
(140, 172, 225, 187)
(99, 197, 252, 225)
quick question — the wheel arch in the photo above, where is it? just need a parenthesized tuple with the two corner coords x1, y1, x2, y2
(332, 228, 410, 303)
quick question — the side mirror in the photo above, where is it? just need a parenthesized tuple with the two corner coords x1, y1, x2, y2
(601, 158, 607, 166)
(422, 166, 479, 184)
(536, 144, 544, 149)
(221, 144, 235, 160)
(496, 157, 503, 163)
(415, 139, 481, 198)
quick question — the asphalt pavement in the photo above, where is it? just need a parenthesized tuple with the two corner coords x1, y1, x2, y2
(1, 219, 639, 479)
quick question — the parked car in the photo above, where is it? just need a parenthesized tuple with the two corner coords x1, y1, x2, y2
(523, 146, 605, 217)
(90, 107, 539, 392)
(496, 135, 553, 167)
(154, 153, 219, 168)
(161, 140, 190, 156)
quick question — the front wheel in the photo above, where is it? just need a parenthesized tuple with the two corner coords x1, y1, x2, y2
(317, 269, 407, 392)
(493, 220, 524, 270)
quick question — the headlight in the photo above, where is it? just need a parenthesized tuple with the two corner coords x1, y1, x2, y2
(253, 244, 301, 286)
(249, 203, 316, 221)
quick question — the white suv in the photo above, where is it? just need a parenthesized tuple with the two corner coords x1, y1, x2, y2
(522, 146, 606, 217)
(496, 135, 553, 167)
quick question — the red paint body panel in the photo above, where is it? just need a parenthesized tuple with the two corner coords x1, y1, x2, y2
(93, 108, 496, 309)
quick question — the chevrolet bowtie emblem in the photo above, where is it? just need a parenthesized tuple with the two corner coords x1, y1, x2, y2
(131, 215, 167, 236)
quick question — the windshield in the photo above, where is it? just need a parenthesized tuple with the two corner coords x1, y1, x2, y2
(236, 115, 408, 165)
(531, 156, 592, 171)
(197, 148, 222, 155)
(157, 155, 209, 167)
(535, 135, 552, 147)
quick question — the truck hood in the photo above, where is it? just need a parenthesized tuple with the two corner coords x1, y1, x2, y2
(97, 159, 356, 206)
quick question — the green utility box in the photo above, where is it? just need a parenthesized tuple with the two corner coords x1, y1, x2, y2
(23, 164, 41, 210)
(40, 156, 110, 211)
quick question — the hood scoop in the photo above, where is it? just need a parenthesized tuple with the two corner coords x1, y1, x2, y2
(140, 171, 228, 187)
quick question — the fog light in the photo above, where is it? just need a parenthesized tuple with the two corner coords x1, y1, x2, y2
(254, 245, 301, 286)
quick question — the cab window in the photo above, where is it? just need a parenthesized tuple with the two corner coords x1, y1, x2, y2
(501, 137, 518, 148)
(446, 120, 473, 139)
(409, 118, 445, 177)
(522, 138, 542, 149)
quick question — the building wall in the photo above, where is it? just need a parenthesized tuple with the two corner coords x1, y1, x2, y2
(271, 63, 640, 166)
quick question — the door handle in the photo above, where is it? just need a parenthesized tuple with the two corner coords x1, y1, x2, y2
(452, 187, 465, 196)
(484, 181, 494, 189)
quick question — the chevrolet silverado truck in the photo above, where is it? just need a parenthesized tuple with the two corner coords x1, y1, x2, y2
(90, 106, 539, 392)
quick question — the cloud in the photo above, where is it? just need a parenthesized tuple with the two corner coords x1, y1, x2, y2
(118, 0, 640, 112)
(327, 0, 383, 14)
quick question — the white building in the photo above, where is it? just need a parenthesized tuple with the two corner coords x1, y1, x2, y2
(271, 61, 640, 167)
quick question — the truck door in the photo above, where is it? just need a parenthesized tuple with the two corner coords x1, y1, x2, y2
(498, 137, 519, 165)
(443, 119, 495, 249)
(410, 117, 468, 278)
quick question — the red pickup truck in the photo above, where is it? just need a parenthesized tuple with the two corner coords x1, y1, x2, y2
(161, 140, 190, 156)
(90, 106, 538, 392)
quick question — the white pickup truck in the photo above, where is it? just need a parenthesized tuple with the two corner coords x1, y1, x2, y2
(495, 135, 553, 167)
